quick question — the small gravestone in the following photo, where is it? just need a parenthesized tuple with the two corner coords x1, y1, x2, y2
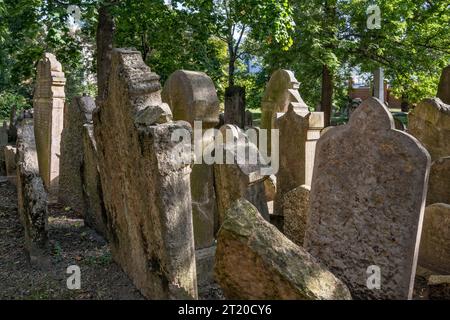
(283, 185, 310, 247)
(304, 98, 431, 300)
(59, 96, 96, 214)
(427, 157, 450, 206)
(81, 123, 107, 238)
(224, 86, 246, 128)
(437, 65, 450, 105)
(33, 53, 66, 199)
(409, 98, 450, 161)
(4, 145, 17, 178)
(418, 203, 450, 274)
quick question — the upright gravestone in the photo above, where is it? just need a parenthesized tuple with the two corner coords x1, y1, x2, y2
(59, 96, 96, 214)
(427, 157, 450, 205)
(304, 98, 431, 300)
(373, 67, 385, 102)
(33, 53, 66, 199)
(224, 86, 246, 128)
(162, 70, 219, 250)
(93, 49, 197, 299)
(261, 70, 303, 154)
(437, 65, 450, 105)
(214, 125, 269, 226)
(162, 70, 220, 290)
(409, 98, 450, 161)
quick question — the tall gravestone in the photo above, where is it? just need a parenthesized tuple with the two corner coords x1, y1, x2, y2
(162, 70, 219, 250)
(93, 49, 197, 299)
(437, 65, 450, 105)
(162, 70, 220, 290)
(33, 53, 66, 199)
(261, 70, 304, 154)
(59, 96, 96, 214)
(304, 98, 431, 300)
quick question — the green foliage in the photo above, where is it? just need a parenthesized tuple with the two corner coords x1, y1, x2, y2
(0, 91, 29, 120)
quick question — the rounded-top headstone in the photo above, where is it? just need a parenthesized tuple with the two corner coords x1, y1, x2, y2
(162, 70, 219, 128)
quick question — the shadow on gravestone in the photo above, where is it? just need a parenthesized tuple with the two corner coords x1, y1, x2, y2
(304, 97, 431, 300)
(93, 48, 197, 300)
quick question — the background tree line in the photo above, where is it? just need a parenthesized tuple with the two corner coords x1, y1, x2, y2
(0, 0, 449, 125)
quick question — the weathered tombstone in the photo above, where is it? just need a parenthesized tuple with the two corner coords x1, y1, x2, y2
(427, 157, 450, 206)
(162, 70, 220, 291)
(215, 198, 352, 300)
(59, 96, 96, 214)
(283, 185, 310, 247)
(304, 98, 431, 300)
(437, 65, 450, 105)
(93, 49, 197, 299)
(33, 53, 66, 199)
(224, 86, 246, 128)
(81, 123, 107, 238)
(214, 125, 269, 226)
(418, 203, 450, 275)
(274, 100, 324, 217)
(261, 70, 304, 154)
(16, 120, 49, 268)
(409, 98, 450, 161)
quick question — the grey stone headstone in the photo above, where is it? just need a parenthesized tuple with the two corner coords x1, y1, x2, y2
(304, 97, 431, 300)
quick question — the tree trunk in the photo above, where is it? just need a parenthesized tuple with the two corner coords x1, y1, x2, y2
(321, 65, 333, 127)
(228, 55, 235, 88)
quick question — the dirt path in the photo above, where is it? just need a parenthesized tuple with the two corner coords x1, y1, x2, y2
(0, 178, 143, 300)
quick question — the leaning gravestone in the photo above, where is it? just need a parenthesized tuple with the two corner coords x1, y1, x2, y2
(93, 49, 197, 299)
(437, 65, 450, 105)
(16, 120, 49, 268)
(261, 69, 304, 154)
(59, 96, 96, 214)
(304, 98, 431, 300)
(418, 203, 450, 275)
(409, 98, 450, 161)
(33, 53, 66, 199)
(215, 198, 352, 300)
(162, 70, 219, 249)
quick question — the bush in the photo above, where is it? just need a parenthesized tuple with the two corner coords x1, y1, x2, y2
(0, 91, 30, 121)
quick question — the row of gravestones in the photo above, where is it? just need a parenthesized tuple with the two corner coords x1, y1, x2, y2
(21, 47, 450, 300)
